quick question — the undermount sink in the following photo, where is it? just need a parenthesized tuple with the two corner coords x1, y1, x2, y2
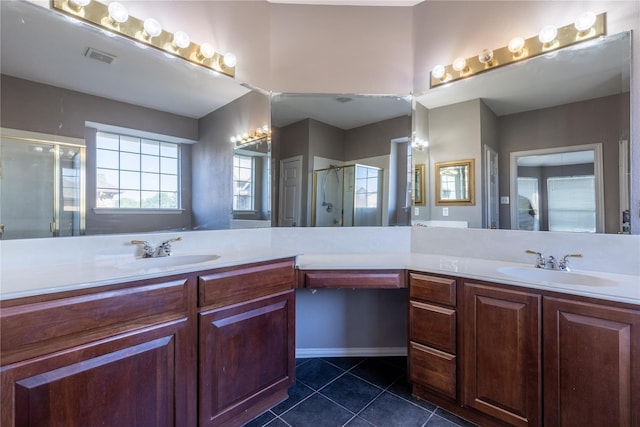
(118, 254, 220, 270)
(497, 266, 617, 287)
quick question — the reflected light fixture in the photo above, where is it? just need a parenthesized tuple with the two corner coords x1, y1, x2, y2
(430, 11, 605, 88)
(231, 125, 271, 148)
(53, 0, 236, 78)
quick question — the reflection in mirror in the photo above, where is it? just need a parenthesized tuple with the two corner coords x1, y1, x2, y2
(435, 159, 475, 205)
(413, 31, 631, 234)
(271, 93, 412, 227)
(0, 1, 269, 239)
(232, 133, 271, 229)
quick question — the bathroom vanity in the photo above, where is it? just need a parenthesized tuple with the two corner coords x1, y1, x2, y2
(0, 257, 297, 427)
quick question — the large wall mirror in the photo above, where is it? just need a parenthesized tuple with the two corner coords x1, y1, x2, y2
(0, 1, 270, 239)
(271, 93, 412, 227)
(413, 31, 631, 234)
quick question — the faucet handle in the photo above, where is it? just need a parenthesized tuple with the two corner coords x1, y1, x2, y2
(131, 240, 154, 256)
(525, 250, 545, 268)
(161, 237, 182, 245)
(559, 253, 583, 271)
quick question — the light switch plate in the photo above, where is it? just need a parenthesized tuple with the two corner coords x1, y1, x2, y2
(500, 196, 510, 204)
(414, 207, 419, 216)
(443, 207, 449, 216)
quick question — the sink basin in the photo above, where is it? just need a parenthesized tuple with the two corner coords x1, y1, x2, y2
(117, 254, 220, 270)
(497, 266, 617, 287)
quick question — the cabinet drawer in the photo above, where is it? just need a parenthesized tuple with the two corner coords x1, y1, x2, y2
(409, 301, 456, 354)
(409, 341, 456, 400)
(199, 259, 295, 308)
(300, 270, 406, 289)
(409, 273, 456, 306)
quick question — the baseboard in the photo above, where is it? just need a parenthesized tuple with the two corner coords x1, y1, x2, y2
(295, 347, 408, 358)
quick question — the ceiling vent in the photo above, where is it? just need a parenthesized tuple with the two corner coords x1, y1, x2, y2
(84, 47, 116, 65)
(335, 96, 353, 103)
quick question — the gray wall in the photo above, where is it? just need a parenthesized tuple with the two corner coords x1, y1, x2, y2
(1, 75, 197, 235)
(344, 115, 411, 161)
(193, 90, 270, 230)
(498, 94, 628, 233)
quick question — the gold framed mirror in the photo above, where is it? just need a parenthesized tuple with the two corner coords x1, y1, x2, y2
(435, 159, 475, 205)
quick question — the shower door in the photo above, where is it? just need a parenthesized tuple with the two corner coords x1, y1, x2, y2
(0, 133, 85, 239)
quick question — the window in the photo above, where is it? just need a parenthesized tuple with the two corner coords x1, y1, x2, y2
(355, 166, 381, 209)
(96, 131, 180, 209)
(233, 154, 254, 211)
(547, 176, 596, 232)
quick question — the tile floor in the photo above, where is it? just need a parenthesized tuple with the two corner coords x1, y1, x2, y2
(242, 357, 478, 427)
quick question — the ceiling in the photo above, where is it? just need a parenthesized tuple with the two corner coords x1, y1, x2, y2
(0, 1, 250, 119)
(266, 0, 424, 6)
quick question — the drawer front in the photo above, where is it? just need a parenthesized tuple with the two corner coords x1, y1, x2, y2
(410, 301, 456, 353)
(199, 259, 295, 308)
(409, 341, 456, 400)
(409, 273, 456, 307)
(300, 270, 406, 289)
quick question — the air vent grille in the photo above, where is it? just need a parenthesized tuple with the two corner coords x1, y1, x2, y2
(84, 47, 116, 64)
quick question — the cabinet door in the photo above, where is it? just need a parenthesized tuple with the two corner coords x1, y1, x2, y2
(1, 318, 192, 427)
(543, 297, 640, 427)
(462, 282, 541, 427)
(199, 291, 295, 427)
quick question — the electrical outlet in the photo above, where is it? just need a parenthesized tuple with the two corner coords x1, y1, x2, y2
(500, 196, 510, 204)
(414, 207, 419, 216)
(443, 207, 449, 216)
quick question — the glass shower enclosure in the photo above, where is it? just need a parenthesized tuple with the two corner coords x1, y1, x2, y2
(312, 164, 383, 227)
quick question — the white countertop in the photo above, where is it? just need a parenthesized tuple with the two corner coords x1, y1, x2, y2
(296, 253, 640, 305)
(0, 247, 299, 300)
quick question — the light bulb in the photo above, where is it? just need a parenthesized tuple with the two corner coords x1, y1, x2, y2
(508, 37, 525, 55)
(143, 18, 162, 38)
(478, 49, 494, 65)
(199, 43, 216, 59)
(223, 52, 237, 68)
(69, 0, 90, 8)
(432, 65, 446, 79)
(574, 12, 596, 32)
(230, 136, 237, 143)
(538, 25, 557, 44)
(173, 31, 191, 49)
(452, 57, 468, 72)
(107, 2, 128, 24)
(262, 125, 269, 132)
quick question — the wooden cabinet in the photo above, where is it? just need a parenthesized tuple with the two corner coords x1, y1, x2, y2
(298, 269, 406, 289)
(1, 275, 196, 427)
(543, 297, 640, 427)
(408, 272, 458, 400)
(462, 281, 541, 427)
(198, 259, 296, 427)
(1, 257, 297, 427)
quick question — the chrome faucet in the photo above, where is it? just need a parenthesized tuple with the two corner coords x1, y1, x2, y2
(131, 237, 182, 258)
(526, 250, 582, 271)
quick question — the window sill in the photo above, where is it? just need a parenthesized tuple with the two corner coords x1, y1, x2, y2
(93, 208, 185, 215)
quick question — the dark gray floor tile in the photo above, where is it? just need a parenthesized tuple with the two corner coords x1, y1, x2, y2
(322, 357, 365, 371)
(343, 415, 375, 426)
(424, 414, 459, 427)
(434, 408, 478, 427)
(319, 373, 383, 413)
(386, 377, 437, 412)
(242, 410, 276, 427)
(358, 392, 431, 427)
(349, 358, 405, 388)
(296, 358, 345, 390)
(270, 381, 314, 415)
(264, 418, 289, 427)
(280, 393, 354, 427)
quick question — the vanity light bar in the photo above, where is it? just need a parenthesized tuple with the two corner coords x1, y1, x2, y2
(430, 12, 605, 88)
(52, 0, 236, 78)
(231, 125, 271, 148)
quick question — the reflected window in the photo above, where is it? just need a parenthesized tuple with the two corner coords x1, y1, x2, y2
(547, 176, 595, 232)
(517, 177, 540, 231)
(96, 132, 180, 209)
(233, 154, 254, 211)
(355, 166, 380, 208)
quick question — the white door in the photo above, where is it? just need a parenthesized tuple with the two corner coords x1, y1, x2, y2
(279, 156, 302, 227)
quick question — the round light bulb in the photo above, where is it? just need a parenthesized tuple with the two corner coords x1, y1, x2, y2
(574, 12, 596, 32)
(173, 31, 191, 49)
(107, 2, 128, 24)
(69, 0, 90, 8)
(538, 25, 557, 44)
(262, 125, 269, 133)
(199, 43, 216, 59)
(432, 65, 446, 79)
(143, 18, 162, 38)
(452, 57, 467, 72)
(223, 52, 237, 68)
(230, 136, 237, 143)
(508, 37, 525, 54)
(478, 49, 494, 64)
